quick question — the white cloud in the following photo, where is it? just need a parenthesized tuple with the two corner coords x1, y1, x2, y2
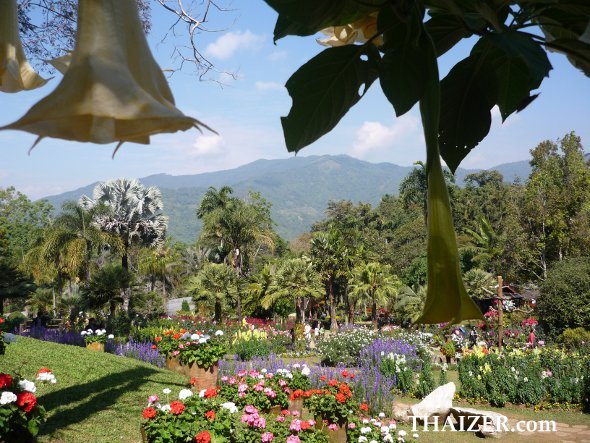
(205, 30, 265, 60)
(255, 81, 284, 92)
(351, 115, 419, 158)
(192, 134, 225, 158)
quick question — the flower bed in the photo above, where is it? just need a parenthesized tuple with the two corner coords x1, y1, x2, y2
(458, 347, 588, 407)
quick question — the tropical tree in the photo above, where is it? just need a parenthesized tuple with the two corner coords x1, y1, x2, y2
(262, 258, 323, 323)
(196, 186, 234, 220)
(138, 243, 179, 297)
(81, 263, 133, 319)
(81, 178, 168, 311)
(186, 262, 237, 322)
(349, 262, 400, 329)
(463, 217, 501, 273)
(394, 285, 427, 326)
(463, 269, 496, 300)
(310, 228, 351, 331)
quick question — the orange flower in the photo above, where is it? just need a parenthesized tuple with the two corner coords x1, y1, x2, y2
(170, 400, 185, 415)
(350, 373, 355, 379)
(300, 421, 310, 430)
(205, 410, 215, 420)
(155, 336, 162, 342)
(195, 431, 211, 443)
(320, 375, 327, 381)
(151, 345, 157, 350)
(335, 393, 346, 403)
(290, 389, 304, 400)
(173, 333, 182, 340)
(341, 370, 348, 378)
(203, 388, 217, 399)
(328, 379, 338, 387)
(190, 377, 198, 386)
(142, 407, 157, 419)
(360, 403, 369, 412)
(180, 329, 187, 334)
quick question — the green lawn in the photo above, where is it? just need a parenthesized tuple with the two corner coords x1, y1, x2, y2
(0, 336, 187, 443)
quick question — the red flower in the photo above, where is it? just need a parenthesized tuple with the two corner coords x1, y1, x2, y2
(290, 389, 304, 400)
(205, 410, 216, 420)
(0, 318, 4, 324)
(349, 373, 355, 379)
(37, 368, 52, 375)
(359, 403, 369, 412)
(151, 345, 157, 350)
(335, 393, 346, 403)
(281, 409, 290, 415)
(0, 373, 13, 389)
(320, 375, 327, 381)
(341, 370, 348, 378)
(155, 336, 162, 342)
(300, 421, 310, 430)
(143, 407, 157, 419)
(328, 379, 338, 387)
(16, 392, 37, 413)
(170, 400, 185, 415)
(173, 333, 182, 340)
(204, 388, 217, 398)
(195, 430, 211, 443)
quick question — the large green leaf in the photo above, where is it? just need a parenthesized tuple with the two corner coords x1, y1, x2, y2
(546, 38, 590, 77)
(264, 0, 382, 42)
(425, 13, 471, 56)
(478, 31, 551, 120)
(281, 45, 380, 153)
(438, 55, 497, 173)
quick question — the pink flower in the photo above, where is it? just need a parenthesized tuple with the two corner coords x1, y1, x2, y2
(245, 405, 258, 414)
(221, 376, 229, 382)
(148, 395, 159, 404)
(172, 350, 180, 356)
(238, 383, 248, 393)
(254, 416, 266, 428)
(290, 419, 302, 432)
(264, 388, 276, 398)
(278, 379, 287, 387)
(292, 411, 300, 417)
(229, 377, 237, 385)
(179, 344, 185, 349)
(286, 436, 300, 443)
(328, 424, 338, 431)
(238, 370, 247, 377)
(308, 420, 316, 426)
(238, 392, 246, 398)
(276, 416, 285, 423)
(348, 423, 356, 429)
(254, 385, 264, 392)
(261, 432, 274, 442)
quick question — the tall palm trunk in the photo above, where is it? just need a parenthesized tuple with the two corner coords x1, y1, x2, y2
(329, 279, 337, 331)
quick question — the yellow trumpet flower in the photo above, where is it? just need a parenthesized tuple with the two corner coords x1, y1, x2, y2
(0, 0, 48, 92)
(3, 0, 211, 152)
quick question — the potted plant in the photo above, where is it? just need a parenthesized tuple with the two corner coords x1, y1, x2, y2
(440, 340, 456, 364)
(155, 329, 226, 388)
(82, 329, 108, 351)
(0, 369, 56, 442)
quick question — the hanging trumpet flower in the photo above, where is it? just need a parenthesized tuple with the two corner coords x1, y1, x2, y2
(2, 0, 211, 151)
(0, 0, 48, 93)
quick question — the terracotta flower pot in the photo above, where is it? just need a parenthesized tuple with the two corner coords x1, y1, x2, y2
(165, 356, 185, 375)
(183, 361, 219, 390)
(86, 342, 104, 352)
(315, 417, 347, 443)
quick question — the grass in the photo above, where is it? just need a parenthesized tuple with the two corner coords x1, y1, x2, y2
(0, 336, 187, 443)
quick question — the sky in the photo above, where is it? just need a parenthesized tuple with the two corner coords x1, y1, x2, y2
(1, 1, 589, 199)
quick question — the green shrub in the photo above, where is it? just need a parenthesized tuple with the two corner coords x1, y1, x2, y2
(414, 357, 435, 399)
(181, 300, 191, 312)
(5, 312, 26, 331)
(538, 258, 590, 337)
(558, 327, 590, 352)
(106, 312, 131, 337)
(233, 338, 272, 361)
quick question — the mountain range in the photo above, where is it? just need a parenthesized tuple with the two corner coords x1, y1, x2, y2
(42, 155, 532, 243)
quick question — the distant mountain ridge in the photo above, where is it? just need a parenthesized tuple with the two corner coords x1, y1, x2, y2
(42, 155, 532, 242)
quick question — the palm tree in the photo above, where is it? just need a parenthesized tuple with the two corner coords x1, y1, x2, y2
(310, 229, 351, 331)
(196, 186, 234, 219)
(138, 242, 179, 297)
(262, 258, 323, 323)
(463, 217, 500, 272)
(81, 179, 168, 312)
(81, 263, 133, 318)
(348, 262, 400, 329)
(185, 262, 236, 322)
(463, 268, 496, 300)
(394, 285, 427, 325)
(41, 201, 118, 281)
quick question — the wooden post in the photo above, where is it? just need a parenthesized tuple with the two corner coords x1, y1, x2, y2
(497, 275, 503, 349)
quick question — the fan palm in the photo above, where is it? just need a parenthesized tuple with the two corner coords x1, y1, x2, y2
(394, 285, 427, 325)
(349, 262, 400, 329)
(185, 262, 237, 322)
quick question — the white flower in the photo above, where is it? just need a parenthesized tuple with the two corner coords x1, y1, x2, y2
(360, 427, 372, 434)
(36, 372, 56, 383)
(215, 330, 223, 336)
(398, 430, 407, 437)
(383, 435, 393, 443)
(178, 389, 193, 400)
(108, 334, 114, 339)
(87, 329, 93, 334)
(362, 419, 370, 424)
(389, 423, 397, 430)
(301, 366, 310, 376)
(81, 331, 87, 336)
(3, 333, 16, 343)
(18, 380, 36, 393)
(191, 333, 200, 340)
(358, 437, 368, 443)
(199, 389, 206, 397)
(370, 440, 378, 443)
(292, 363, 301, 369)
(413, 433, 419, 439)
(261, 368, 267, 373)
(379, 412, 385, 418)
(159, 404, 171, 412)
(0, 391, 17, 405)
(96, 330, 104, 336)
(523, 377, 528, 383)
(381, 426, 389, 433)
(198, 337, 207, 344)
(221, 402, 238, 413)
(162, 388, 171, 395)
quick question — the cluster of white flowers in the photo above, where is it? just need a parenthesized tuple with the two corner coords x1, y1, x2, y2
(81, 329, 108, 336)
(384, 353, 407, 374)
(178, 389, 193, 400)
(36, 371, 57, 384)
(18, 379, 36, 393)
(0, 391, 17, 405)
(356, 416, 418, 443)
(276, 368, 294, 379)
(221, 401, 238, 413)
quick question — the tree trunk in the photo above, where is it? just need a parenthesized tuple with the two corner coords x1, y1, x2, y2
(372, 297, 378, 331)
(329, 280, 338, 332)
(295, 298, 302, 323)
(110, 300, 117, 319)
(214, 300, 222, 322)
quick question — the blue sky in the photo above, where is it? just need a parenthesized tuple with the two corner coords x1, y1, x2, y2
(1, 1, 589, 199)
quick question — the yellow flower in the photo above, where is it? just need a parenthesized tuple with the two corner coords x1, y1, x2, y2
(0, 0, 48, 92)
(317, 13, 383, 48)
(3, 0, 211, 151)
